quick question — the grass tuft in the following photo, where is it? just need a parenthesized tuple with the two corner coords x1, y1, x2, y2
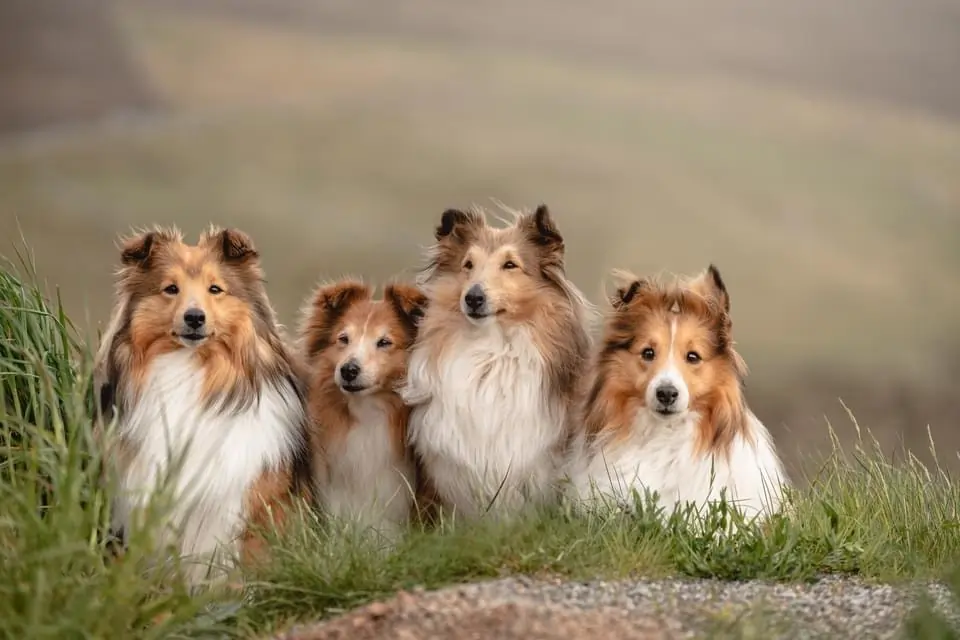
(904, 566, 960, 639)
(0, 247, 232, 639)
(0, 248, 956, 637)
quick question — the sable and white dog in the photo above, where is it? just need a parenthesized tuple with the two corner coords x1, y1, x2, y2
(566, 265, 788, 521)
(403, 204, 593, 520)
(299, 280, 427, 535)
(94, 226, 311, 585)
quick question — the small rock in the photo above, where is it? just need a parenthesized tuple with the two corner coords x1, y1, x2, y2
(365, 602, 390, 619)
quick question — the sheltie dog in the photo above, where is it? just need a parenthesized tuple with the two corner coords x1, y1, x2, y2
(566, 265, 788, 522)
(93, 225, 311, 585)
(403, 204, 593, 520)
(298, 279, 427, 535)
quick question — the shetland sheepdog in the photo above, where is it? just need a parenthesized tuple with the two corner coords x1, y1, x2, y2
(403, 204, 593, 520)
(298, 279, 427, 535)
(93, 225, 311, 585)
(566, 265, 788, 521)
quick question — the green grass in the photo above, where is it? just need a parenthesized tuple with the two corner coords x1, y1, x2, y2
(0, 249, 957, 638)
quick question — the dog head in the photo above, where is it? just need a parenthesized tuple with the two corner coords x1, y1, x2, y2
(301, 280, 427, 396)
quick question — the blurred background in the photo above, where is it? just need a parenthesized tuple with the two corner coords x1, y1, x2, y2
(1, 0, 958, 477)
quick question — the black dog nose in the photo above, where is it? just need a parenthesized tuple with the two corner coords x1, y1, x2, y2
(464, 284, 486, 312)
(183, 308, 205, 330)
(656, 384, 679, 406)
(339, 361, 361, 383)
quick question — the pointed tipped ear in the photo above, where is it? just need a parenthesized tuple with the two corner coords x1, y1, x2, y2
(693, 263, 730, 313)
(216, 228, 258, 264)
(435, 208, 483, 242)
(385, 283, 429, 337)
(528, 204, 563, 248)
(609, 269, 644, 310)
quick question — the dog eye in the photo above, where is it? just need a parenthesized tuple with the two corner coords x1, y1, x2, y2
(163, 284, 179, 295)
(337, 334, 349, 345)
(686, 351, 702, 364)
(208, 285, 223, 295)
(502, 260, 518, 270)
(376, 337, 393, 349)
(463, 260, 473, 271)
(640, 348, 655, 361)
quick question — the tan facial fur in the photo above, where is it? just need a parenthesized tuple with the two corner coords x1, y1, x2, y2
(583, 265, 748, 454)
(98, 225, 294, 408)
(301, 281, 426, 397)
(416, 204, 592, 400)
(299, 280, 427, 455)
(424, 206, 567, 326)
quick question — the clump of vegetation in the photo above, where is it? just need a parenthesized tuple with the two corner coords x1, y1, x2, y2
(0, 247, 956, 638)
(0, 249, 233, 638)
(904, 566, 960, 640)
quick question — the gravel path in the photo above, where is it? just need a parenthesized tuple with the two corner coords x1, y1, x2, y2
(271, 575, 958, 639)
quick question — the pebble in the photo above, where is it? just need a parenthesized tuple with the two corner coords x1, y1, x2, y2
(271, 575, 959, 639)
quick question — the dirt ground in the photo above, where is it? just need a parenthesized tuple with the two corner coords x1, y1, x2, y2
(1, 0, 958, 475)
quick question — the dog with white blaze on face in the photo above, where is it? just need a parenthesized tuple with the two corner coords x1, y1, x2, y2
(402, 204, 594, 521)
(298, 279, 428, 536)
(93, 225, 312, 587)
(566, 265, 789, 523)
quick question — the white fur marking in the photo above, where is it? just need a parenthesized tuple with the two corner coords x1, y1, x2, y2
(319, 398, 415, 536)
(645, 318, 691, 412)
(404, 323, 566, 519)
(112, 351, 302, 584)
(567, 409, 788, 523)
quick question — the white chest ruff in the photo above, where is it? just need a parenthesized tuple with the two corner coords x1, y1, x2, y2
(111, 351, 303, 580)
(319, 401, 415, 534)
(404, 326, 566, 518)
(568, 410, 787, 521)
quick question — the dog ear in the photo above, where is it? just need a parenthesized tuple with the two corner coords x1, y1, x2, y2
(302, 280, 371, 357)
(613, 281, 642, 309)
(314, 280, 370, 316)
(704, 264, 730, 313)
(527, 204, 564, 249)
(518, 204, 566, 275)
(609, 269, 645, 310)
(435, 208, 484, 242)
(120, 229, 173, 267)
(430, 208, 485, 273)
(385, 283, 428, 338)
(689, 263, 730, 313)
(119, 231, 157, 267)
(119, 227, 183, 268)
(216, 228, 259, 264)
